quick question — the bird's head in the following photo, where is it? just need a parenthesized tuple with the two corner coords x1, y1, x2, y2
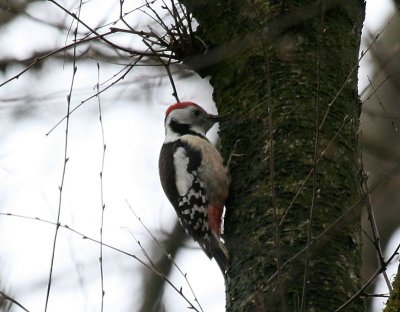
(164, 102, 222, 141)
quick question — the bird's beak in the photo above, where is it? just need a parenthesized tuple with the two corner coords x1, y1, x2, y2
(207, 114, 226, 123)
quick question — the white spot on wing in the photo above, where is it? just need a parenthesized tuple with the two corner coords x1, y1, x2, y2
(173, 147, 194, 196)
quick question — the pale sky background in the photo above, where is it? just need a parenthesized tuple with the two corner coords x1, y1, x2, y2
(0, 0, 398, 311)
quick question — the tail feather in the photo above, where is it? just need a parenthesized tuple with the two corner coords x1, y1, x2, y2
(198, 231, 229, 276)
(210, 231, 229, 275)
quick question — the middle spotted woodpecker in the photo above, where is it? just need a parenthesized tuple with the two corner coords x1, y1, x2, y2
(158, 101, 230, 274)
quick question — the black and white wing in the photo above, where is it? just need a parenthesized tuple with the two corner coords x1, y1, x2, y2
(159, 140, 213, 257)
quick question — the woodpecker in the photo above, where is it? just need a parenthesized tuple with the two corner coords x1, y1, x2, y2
(158, 101, 230, 274)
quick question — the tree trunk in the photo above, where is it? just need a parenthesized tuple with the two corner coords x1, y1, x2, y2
(180, 0, 365, 311)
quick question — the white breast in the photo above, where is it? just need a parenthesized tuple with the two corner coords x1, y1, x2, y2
(181, 135, 229, 206)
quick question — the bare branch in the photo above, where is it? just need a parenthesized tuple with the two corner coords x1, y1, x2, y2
(0, 212, 202, 311)
(44, 3, 80, 310)
(0, 291, 30, 312)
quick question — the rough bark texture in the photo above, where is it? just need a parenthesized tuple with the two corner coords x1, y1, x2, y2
(180, 0, 365, 311)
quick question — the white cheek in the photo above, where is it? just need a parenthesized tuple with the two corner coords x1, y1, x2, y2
(173, 147, 194, 196)
(164, 130, 179, 143)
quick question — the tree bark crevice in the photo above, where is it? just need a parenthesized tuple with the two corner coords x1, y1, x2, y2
(179, 0, 365, 311)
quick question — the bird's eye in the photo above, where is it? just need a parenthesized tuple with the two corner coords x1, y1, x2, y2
(193, 109, 200, 117)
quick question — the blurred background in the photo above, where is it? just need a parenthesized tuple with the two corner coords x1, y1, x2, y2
(0, 0, 399, 311)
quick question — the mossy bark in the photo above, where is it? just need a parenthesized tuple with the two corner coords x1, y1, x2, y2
(179, 1, 365, 311)
(384, 264, 400, 312)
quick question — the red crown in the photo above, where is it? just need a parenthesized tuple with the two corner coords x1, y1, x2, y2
(165, 101, 202, 116)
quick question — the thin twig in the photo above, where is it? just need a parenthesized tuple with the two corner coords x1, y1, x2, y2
(334, 243, 400, 311)
(300, 3, 324, 310)
(265, 59, 287, 312)
(120, 0, 157, 20)
(1, 0, 190, 92)
(178, 2, 194, 42)
(361, 293, 390, 298)
(123, 227, 159, 269)
(126, 201, 204, 312)
(265, 161, 400, 289)
(367, 75, 400, 136)
(360, 138, 392, 292)
(143, 40, 180, 102)
(145, 0, 172, 38)
(252, 0, 286, 308)
(96, 63, 106, 312)
(0, 212, 201, 312)
(164, 0, 183, 38)
(0, 291, 30, 312)
(44, 2, 81, 310)
(46, 57, 140, 136)
(318, 7, 400, 132)
(0, 31, 113, 88)
(361, 72, 400, 103)
(119, 0, 136, 32)
(279, 115, 350, 226)
(48, 0, 134, 55)
(335, 267, 382, 312)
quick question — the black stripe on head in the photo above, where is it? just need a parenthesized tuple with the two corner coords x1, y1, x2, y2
(170, 119, 208, 140)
